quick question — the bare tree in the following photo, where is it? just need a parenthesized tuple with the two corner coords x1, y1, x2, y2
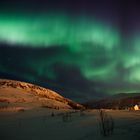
(99, 110, 114, 136)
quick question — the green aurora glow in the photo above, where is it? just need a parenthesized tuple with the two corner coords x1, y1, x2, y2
(0, 13, 119, 49)
(0, 12, 140, 100)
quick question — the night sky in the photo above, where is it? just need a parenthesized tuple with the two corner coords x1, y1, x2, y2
(0, 0, 140, 102)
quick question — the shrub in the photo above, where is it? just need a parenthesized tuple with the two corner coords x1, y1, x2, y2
(62, 112, 72, 122)
(80, 110, 85, 116)
(99, 110, 114, 136)
(51, 112, 55, 117)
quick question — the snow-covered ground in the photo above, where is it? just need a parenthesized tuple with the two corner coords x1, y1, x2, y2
(0, 109, 140, 140)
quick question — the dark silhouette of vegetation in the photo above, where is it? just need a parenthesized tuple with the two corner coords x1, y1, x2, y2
(62, 112, 72, 122)
(80, 110, 85, 116)
(99, 110, 114, 137)
(51, 112, 55, 117)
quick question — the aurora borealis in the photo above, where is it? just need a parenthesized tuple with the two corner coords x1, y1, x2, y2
(0, 0, 140, 101)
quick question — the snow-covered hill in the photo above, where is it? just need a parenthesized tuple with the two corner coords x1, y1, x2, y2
(0, 79, 84, 111)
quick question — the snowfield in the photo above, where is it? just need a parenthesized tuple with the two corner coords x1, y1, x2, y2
(0, 109, 140, 140)
(0, 79, 139, 140)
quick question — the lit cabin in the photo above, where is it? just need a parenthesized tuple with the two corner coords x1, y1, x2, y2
(134, 105, 140, 110)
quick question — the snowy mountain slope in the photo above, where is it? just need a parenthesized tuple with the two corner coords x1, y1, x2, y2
(0, 79, 84, 110)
